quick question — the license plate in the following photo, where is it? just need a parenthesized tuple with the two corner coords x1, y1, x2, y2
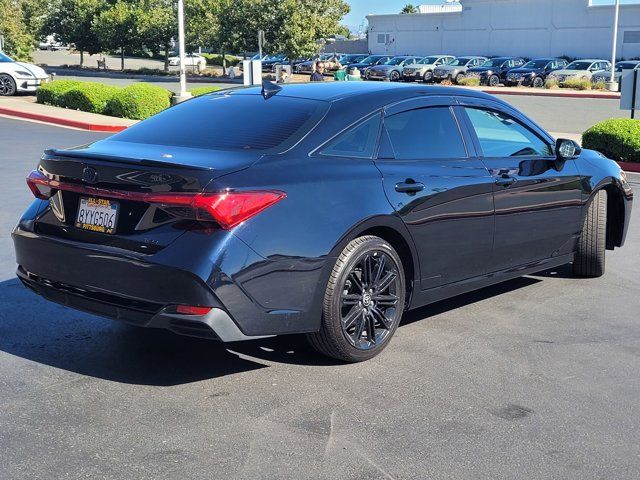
(75, 197, 119, 234)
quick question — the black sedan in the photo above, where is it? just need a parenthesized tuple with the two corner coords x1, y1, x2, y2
(466, 57, 526, 86)
(505, 58, 568, 87)
(13, 82, 633, 362)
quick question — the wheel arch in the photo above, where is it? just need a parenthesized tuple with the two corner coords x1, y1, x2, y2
(586, 180, 627, 249)
(327, 216, 419, 309)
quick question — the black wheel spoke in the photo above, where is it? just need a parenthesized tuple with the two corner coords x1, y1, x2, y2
(341, 293, 361, 306)
(348, 272, 363, 293)
(342, 305, 362, 330)
(353, 313, 366, 341)
(372, 294, 399, 306)
(367, 315, 377, 344)
(373, 255, 386, 285)
(370, 306, 392, 330)
(374, 270, 397, 294)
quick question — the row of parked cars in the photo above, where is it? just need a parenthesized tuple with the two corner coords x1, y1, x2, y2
(255, 52, 640, 90)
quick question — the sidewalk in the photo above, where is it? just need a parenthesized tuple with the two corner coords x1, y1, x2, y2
(0, 96, 136, 132)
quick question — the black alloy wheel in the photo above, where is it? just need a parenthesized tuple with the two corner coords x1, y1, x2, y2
(533, 76, 545, 88)
(307, 236, 406, 362)
(0, 74, 17, 96)
(488, 74, 500, 87)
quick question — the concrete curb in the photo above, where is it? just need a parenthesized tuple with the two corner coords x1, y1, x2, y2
(0, 106, 128, 132)
(482, 88, 620, 100)
(618, 162, 640, 174)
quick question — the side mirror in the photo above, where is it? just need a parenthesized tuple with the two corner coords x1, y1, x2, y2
(556, 138, 581, 160)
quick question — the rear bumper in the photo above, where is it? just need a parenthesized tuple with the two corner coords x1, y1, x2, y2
(12, 205, 326, 339)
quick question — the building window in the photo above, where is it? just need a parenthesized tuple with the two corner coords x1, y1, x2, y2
(624, 31, 640, 44)
(377, 33, 390, 44)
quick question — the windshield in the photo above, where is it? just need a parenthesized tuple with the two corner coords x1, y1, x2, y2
(480, 58, 506, 68)
(418, 56, 442, 65)
(565, 61, 592, 71)
(0, 53, 14, 62)
(265, 54, 285, 61)
(385, 57, 407, 66)
(359, 56, 379, 64)
(448, 58, 470, 67)
(523, 60, 550, 69)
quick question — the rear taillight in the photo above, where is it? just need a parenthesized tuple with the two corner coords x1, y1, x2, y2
(27, 170, 54, 200)
(26, 170, 285, 229)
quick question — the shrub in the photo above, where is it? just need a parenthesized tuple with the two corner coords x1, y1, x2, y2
(457, 76, 480, 87)
(202, 53, 241, 67)
(562, 77, 592, 90)
(592, 80, 607, 91)
(189, 86, 222, 97)
(36, 80, 83, 105)
(544, 78, 559, 89)
(105, 83, 171, 120)
(57, 82, 119, 114)
(582, 119, 640, 163)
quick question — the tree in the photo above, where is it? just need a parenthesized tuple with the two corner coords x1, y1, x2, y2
(139, 0, 177, 71)
(401, 4, 419, 14)
(0, 0, 36, 61)
(93, 0, 143, 70)
(43, 0, 104, 67)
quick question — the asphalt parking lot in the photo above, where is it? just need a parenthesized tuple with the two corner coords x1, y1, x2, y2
(1, 117, 639, 479)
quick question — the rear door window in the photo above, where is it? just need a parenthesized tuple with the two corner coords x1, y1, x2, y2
(384, 107, 467, 160)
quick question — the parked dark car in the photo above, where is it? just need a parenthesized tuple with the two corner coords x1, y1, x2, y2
(347, 55, 392, 75)
(14, 82, 633, 362)
(338, 54, 368, 67)
(260, 53, 288, 72)
(466, 57, 526, 86)
(505, 58, 568, 87)
(366, 56, 421, 81)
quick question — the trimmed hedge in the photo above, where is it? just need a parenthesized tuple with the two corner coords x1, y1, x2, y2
(189, 86, 222, 97)
(202, 53, 241, 67)
(36, 80, 83, 105)
(582, 118, 640, 163)
(105, 83, 171, 120)
(457, 77, 480, 87)
(57, 82, 119, 114)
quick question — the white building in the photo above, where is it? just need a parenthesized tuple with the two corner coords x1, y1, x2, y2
(367, 0, 640, 59)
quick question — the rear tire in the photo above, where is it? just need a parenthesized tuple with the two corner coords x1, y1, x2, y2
(573, 190, 607, 278)
(455, 73, 465, 84)
(307, 236, 406, 362)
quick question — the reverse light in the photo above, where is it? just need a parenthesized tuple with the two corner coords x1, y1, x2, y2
(175, 305, 213, 316)
(26, 170, 286, 229)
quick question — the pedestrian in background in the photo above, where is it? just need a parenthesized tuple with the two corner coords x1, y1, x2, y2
(310, 61, 325, 82)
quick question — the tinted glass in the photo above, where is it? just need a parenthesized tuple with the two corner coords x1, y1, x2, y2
(321, 115, 380, 158)
(465, 108, 553, 158)
(113, 93, 328, 151)
(566, 61, 592, 70)
(524, 60, 549, 69)
(385, 57, 406, 65)
(481, 58, 507, 67)
(421, 56, 441, 65)
(385, 107, 466, 160)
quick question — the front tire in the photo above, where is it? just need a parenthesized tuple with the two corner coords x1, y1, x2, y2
(488, 74, 500, 87)
(423, 70, 433, 83)
(455, 72, 465, 84)
(389, 70, 400, 82)
(307, 236, 406, 362)
(573, 190, 607, 278)
(533, 76, 545, 88)
(0, 74, 17, 96)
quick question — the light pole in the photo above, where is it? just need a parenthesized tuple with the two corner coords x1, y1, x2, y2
(608, 0, 621, 91)
(174, 0, 192, 103)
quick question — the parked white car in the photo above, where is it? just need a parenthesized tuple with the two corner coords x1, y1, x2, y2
(168, 53, 207, 70)
(0, 52, 51, 96)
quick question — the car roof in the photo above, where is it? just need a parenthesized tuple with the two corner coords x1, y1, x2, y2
(529, 57, 561, 61)
(230, 81, 497, 104)
(572, 59, 606, 62)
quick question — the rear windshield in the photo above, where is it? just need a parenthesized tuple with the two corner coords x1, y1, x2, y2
(112, 93, 328, 151)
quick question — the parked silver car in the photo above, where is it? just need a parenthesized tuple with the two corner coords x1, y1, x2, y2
(432, 56, 487, 84)
(401, 55, 455, 82)
(365, 56, 421, 81)
(591, 61, 640, 91)
(547, 59, 611, 85)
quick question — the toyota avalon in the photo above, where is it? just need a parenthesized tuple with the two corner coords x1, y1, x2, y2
(13, 82, 633, 362)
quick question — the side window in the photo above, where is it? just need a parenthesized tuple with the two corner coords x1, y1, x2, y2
(464, 108, 554, 158)
(320, 114, 380, 158)
(384, 107, 467, 160)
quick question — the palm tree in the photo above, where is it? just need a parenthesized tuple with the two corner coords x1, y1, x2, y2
(400, 4, 419, 14)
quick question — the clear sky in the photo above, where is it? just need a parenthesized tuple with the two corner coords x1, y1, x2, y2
(344, 0, 640, 32)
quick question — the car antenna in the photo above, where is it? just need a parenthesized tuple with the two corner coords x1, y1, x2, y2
(261, 80, 282, 100)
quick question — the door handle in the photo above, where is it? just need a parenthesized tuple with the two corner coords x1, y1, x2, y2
(495, 176, 517, 187)
(395, 179, 425, 194)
